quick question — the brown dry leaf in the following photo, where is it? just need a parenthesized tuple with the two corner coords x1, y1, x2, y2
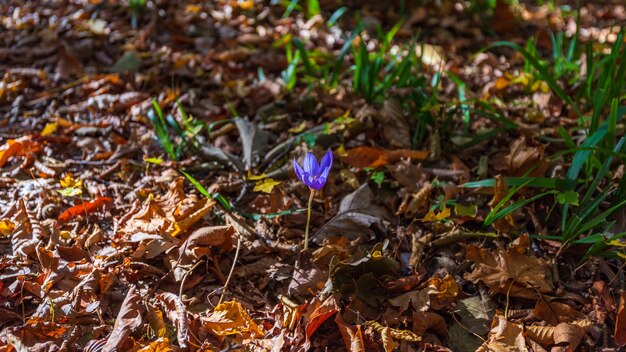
(335, 313, 365, 352)
(412, 311, 447, 337)
(156, 292, 190, 349)
(202, 300, 263, 340)
(381, 326, 400, 352)
(386, 158, 424, 192)
(525, 324, 554, 345)
(506, 136, 550, 177)
(3, 318, 68, 351)
(305, 294, 340, 346)
(427, 274, 459, 310)
(477, 314, 528, 352)
(552, 322, 585, 352)
(491, 0, 518, 34)
(396, 182, 432, 217)
(533, 299, 586, 325)
(615, 292, 626, 346)
(122, 192, 215, 238)
(173, 225, 234, 281)
(464, 235, 553, 299)
(375, 98, 411, 148)
(342, 146, 428, 169)
(123, 197, 172, 235)
(169, 197, 216, 237)
(388, 289, 430, 313)
(488, 175, 516, 233)
(8, 199, 43, 258)
(103, 286, 143, 352)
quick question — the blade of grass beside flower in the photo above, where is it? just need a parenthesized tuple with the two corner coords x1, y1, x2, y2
(149, 99, 177, 160)
(485, 190, 558, 227)
(463, 177, 561, 189)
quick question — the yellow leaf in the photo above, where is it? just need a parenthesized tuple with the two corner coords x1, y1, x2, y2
(253, 178, 281, 193)
(421, 207, 450, 222)
(59, 174, 83, 197)
(143, 156, 164, 164)
(288, 121, 307, 133)
(336, 144, 348, 157)
(0, 219, 15, 237)
(41, 122, 58, 136)
(60, 174, 82, 189)
(247, 170, 267, 181)
(608, 239, 626, 247)
(202, 301, 263, 339)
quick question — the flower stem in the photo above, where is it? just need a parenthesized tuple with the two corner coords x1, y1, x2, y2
(304, 189, 315, 250)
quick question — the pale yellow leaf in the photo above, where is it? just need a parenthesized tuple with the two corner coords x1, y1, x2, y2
(253, 178, 281, 193)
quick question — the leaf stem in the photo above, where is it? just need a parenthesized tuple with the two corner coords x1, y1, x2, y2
(304, 189, 315, 250)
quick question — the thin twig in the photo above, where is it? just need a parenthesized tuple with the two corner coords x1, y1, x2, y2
(179, 259, 204, 302)
(219, 235, 242, 305)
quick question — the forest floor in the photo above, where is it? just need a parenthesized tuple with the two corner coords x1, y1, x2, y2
(1, 1, 626, 351)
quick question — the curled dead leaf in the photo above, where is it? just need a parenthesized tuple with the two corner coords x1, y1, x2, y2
(202, 300, 263, 340)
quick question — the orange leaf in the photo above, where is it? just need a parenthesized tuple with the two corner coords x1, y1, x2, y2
(202, 301, 263, 339)
(0, 138, 41, 167)
(57, 197, 113, 224)
(342, 146, 428, 169)
(342, 146, 389, 168)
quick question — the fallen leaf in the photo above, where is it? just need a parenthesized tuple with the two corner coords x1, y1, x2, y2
(342, 146, 428, 169)
(464, 235, 554, 299)
(102, 287, 143, 352)
(477, 314, 527, 352)
(57, 197, 113, 224)
(156, 292, 190, 349)
(427, 274, 458, 310)
(506, 136, 550, 177)
(253, 178, 281, 193)
(421, 207, 451, 222)
(552, 322, 584, 352)
(381, 326, 400, 352)
(202, 301, 263, 340)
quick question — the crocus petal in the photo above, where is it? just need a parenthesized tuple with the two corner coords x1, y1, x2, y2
(319, 150, 333, 175)
(293, 159, 306, 183)
(307, 176, 326, 190)
(303, 152, 319, 175)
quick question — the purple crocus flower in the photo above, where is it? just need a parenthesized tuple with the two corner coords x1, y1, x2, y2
(293, 150, 333, 190)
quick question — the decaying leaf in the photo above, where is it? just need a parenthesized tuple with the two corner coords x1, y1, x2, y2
(464, 235, 553, 299)
(122, 180, 216, 238)
(312, 184, 391, 245)
(341, 146, 428, 169)
(202, 300, 263, 340)
(156, 292, 190, 349)
(103, 287, 143, 352)
(506, 136, 550, 177)
(427, 274, 458, 310)
(477, 314, 527, 352)
(235, 117, 269, 171)
(375, 98, 411, 148)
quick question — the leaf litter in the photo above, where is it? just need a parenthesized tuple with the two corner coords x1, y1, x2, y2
(0, 1, 625, 351)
